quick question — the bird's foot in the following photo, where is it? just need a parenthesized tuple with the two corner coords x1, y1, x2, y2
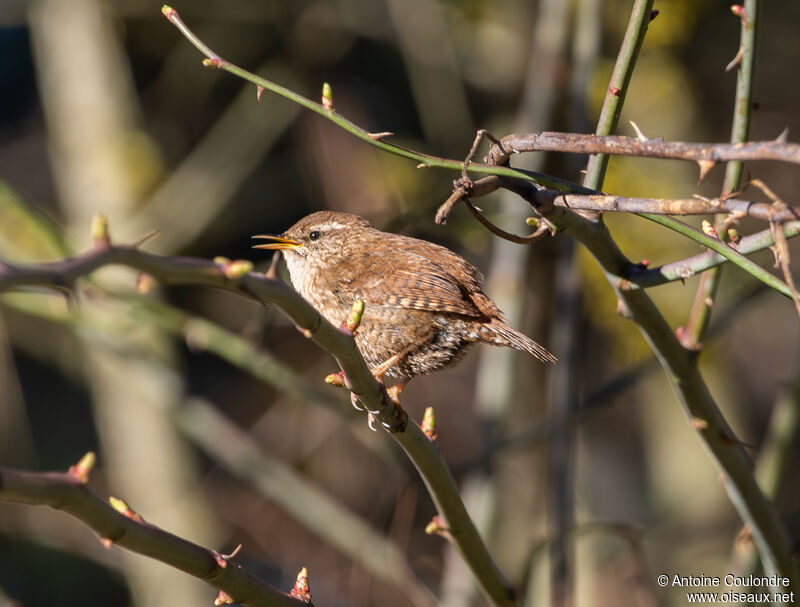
(366, 382, 407, 432)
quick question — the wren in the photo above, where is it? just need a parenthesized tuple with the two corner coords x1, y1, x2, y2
(254, 211, 556, 394)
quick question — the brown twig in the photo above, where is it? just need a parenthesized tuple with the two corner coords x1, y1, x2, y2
(532, 190, 800, 222)
(488, 130, 800, 169)
(751, 179, 800, 319)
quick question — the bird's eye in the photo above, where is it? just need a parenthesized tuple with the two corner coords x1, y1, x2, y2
(309, 230, 321, 241)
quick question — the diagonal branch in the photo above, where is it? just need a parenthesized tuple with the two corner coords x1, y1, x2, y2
(498, 177, 799, 593)
(0, 242, 519, 607)
(0, 462, 303, 607)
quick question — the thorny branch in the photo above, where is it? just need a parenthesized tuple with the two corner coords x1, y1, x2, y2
(487, 130, 800, 170)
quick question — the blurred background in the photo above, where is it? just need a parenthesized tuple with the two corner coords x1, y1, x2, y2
(1, 0, 799, 606)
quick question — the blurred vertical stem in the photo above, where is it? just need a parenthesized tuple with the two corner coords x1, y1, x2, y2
(439, 2, 572, 606)
(582, 0, 655, 188)
(549, 0, 651, 604)
(733, 352, 800, 586)
(683, 0, 759, 349)
(28, 1, 218, 605)
(541, 0, 603, 603)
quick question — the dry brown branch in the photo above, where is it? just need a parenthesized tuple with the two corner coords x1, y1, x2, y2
(751, 179, 800, 318)
(531, 189, 800, 222)
(487, 131, 800, 168)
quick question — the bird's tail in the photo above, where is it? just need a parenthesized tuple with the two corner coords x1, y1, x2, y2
(488, 320, 557, 364)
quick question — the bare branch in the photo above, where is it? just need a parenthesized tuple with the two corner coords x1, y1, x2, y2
(0, 462, 302, 607)
(0, 241, 520, 607)
(488, 131, 800, 167)
(534, 190, 800, 222)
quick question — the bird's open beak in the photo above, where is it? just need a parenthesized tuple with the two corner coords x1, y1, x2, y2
(251, 234, 303, 250)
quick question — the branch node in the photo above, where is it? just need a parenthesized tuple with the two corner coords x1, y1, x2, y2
(325, 371, 347, 388)
(91, 213, 111, 249)
(425, 515, 451, 539)
(214, 590, 235, 605)
(339, 300, 365, 335)
(137, 273, 155, 294)
(289, 566, 312, 603)
(321, 82, 334, 112)
(202, 57, 228, 69)
(109, 496, 145, 523)
(420, 406, 438, 442)
(68, 452, 96, 484)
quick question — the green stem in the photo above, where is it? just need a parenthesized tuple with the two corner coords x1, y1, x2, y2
(684, 0, 760, 348)
(161, 5, 583, 195)
(640, 214, 794, 299)
(583, 0, 655, 188)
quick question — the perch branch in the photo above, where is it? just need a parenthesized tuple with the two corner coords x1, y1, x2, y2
(0, 241, 519, 607)
(683, 0, 761, 350)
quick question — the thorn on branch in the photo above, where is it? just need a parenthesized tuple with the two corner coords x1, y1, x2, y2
(751, 179, 800, 319)
(225, 544, 242, 559)
(609, 86, 622, 97)
(214, 590, 235, 605)
(133, 229, 160, 249)
(696, 160, 716, 183)
(629, 120, 648, 142)
(650, 9, 659, 20)
(264, 250, 281, 280)
(367, 131, 394, 141)
(256, 85, 265, 101)
(726, 47, 744, 72)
